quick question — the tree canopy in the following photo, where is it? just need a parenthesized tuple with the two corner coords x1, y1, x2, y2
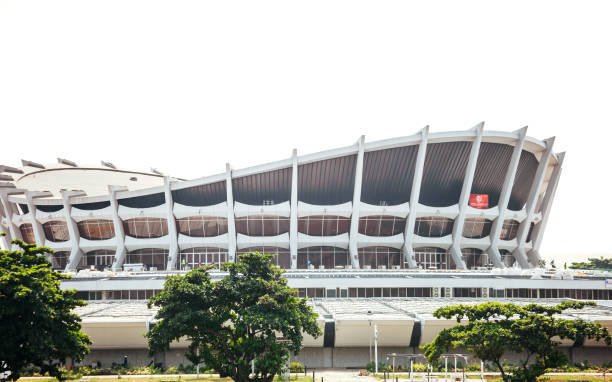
(0, 233, 91, 381)
(146, 252, 321, 382)
(423, 301, 611, 382)
(569, 256, 612, 270)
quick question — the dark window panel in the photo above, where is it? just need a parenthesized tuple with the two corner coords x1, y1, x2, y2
(172, 181, 227, 207)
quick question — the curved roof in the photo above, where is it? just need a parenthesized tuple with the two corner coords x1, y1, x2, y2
(2, 128, 559, 209)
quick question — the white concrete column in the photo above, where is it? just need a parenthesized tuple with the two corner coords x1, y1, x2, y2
(513, 137, 555, 268)
(402, 126, 429, 268)
(109, 186, 128, 272)
(0, 187, 26, 250)
(62, 190, 87, 272)
(164, 177, 179, 271)
(486, 127, 528, 268)
(349, 136, 365, 269)
(527, 152, 564, 264)
(25, 191, 52, 246)
(450, 123, 484, 269)
(290, 149, 299, 269)
(226, 163, 237, 263)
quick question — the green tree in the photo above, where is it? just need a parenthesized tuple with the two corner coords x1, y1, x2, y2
(569, 256, 612, 270)
(0, 234, 91, 381)
(146, 252, 321, 382)
(423, 301, 611, 382)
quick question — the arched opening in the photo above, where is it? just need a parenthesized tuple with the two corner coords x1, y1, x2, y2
(358, 215, 406, 236)
(43, 220, 69, 242)
(414, 247, 449, 269)
(297, 246, 348, 269)
(179, 247, 228, 270)
(462, 218, 492, 239)
(235, 215, 290, 236)
(237, 247, 290, 269)
(298, 215, 350, 236)
(414, 217, 454, 237)
(123, 218, 168, 238)
(177, 216, 228, 237)
(77, 219, 115, 240)
(358, 246, 402, 269)
(126, 248, 168, 270)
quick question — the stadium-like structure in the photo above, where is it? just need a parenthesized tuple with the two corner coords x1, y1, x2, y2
(0, 124, 563, 273)
(3, 124, 612, 368)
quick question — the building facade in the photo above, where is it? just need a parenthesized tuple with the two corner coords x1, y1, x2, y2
(1, 125, 563, 273)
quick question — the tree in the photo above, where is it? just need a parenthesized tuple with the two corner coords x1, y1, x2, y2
(0, 233, 91, 381)
(569, 256, 612, 270)
(423, 301, 611, 382)
(146, 252, 321, 382)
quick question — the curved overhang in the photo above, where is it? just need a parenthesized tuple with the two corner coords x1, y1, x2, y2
(5, 129, 558, 209)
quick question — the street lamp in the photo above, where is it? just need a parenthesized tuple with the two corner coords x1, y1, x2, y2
(367, 310, 373, 363)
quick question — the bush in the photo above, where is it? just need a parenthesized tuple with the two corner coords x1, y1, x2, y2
(165, 366, 179, 374)
(366, 361, 390, 372)
(466, 362, 481, 372)
(289, 362, 304, 373)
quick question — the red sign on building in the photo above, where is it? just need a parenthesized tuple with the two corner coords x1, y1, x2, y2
(469, 194, 489, 209)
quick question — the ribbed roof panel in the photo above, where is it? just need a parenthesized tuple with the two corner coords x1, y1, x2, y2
(508, 151, 539, 211)
(118, 193, 165, 208)
(361, 145, 418, 205)
(171, 181, 226, 207)
(470, 142, 514, 208)
(298, 155, 357, 205)
(419, 142, 472, 207)
(232, 167, 292, 205)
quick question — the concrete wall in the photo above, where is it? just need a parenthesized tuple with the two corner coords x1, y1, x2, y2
(79, 346, 612, 369)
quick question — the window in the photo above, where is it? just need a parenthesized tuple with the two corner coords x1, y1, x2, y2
(414, 247, 448, 269)
(77, 219, 115, 240)
(462, 218, 492, 239)
(19, 223, 36, 244)
(43, 220, 70, 242)
(297, 247, 349, 269)
(123, 218, 168, 238)
(177, 216, 228, 237)
(298, 215, 350, 236)
(235, 215, 290, 236)
(358, 247, 402, 269)
(500, 219, 519, 240)
(126, 248, 169, 270)
(180, 247, 228, 270)
(358, 215, 406, 236)
(414, 217, 454, 237)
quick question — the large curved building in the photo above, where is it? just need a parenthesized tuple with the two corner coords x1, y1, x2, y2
(0, 124, 564, 272)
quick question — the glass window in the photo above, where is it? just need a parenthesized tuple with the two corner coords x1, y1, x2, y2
(180, 247, 228, 270)
(43, 220, 70, 242)
(414, 217, 454, 237)
(19, 223, 36, 244)
(77, 219, 115, 240)
(235, 215, 289, 236)
(462, 218, 492, 239)
(358, 215, 406, 236)
(414, 247, 449, 269)
(500, 219, 519, 240)
(460, 248, 491, 269)
(126, 248, 169, 270)
(177, 216, 228, 237)
(358, 247, 402, 269)
(297, 246, 348, 269)
(82, 250, 115, 271)
(123, 218, 168, 238)
(298, 215, 350, 236)
(51, 251, 69, 270)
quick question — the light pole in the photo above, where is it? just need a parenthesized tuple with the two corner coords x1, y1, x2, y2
(374, 325, 379, 374)
(368, 311, 373, 363)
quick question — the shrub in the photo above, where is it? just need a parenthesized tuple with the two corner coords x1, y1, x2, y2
(289, 362, 304, 373)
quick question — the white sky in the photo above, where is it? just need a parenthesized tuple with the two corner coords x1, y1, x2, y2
(1, 0, 611, 265)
